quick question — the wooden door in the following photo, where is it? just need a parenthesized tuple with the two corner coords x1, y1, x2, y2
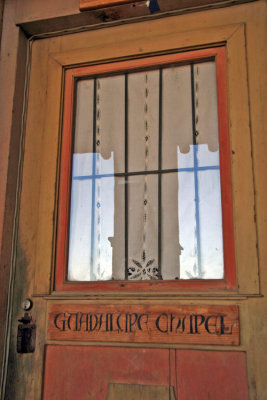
(42, 346, 248, 399)
(5, 8, 259, 399)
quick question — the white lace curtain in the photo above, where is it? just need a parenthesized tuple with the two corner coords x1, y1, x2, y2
(68, 61, 223, 281)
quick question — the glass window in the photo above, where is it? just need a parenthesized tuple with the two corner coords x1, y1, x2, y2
(67, 59, 224, 282)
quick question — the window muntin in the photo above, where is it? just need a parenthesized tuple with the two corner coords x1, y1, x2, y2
(56, 47, 235, 291)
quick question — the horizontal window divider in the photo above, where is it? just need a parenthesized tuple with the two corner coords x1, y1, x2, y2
(72, 165, 220, 180)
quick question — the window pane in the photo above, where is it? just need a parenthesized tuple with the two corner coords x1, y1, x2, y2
(193, 62, 219, 153)
(95, 75, 125, 174)
(73, 80, 94, 154)
(128, 70, 159, 172)
(128, 175, 159, 280)
(177, 145, 223, 279)
(68, 153, 115, 281)
(198, 167, 223, 279)
(161, 172, 181, 280)
(162, 65, 193, 167)
(68, 171, 93, 281)
(67, 59, 224, 281)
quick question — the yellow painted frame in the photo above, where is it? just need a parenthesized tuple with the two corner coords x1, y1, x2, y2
(24, 21, 256, 297)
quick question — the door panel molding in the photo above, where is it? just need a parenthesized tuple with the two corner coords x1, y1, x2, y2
(27, 21, 257, 296)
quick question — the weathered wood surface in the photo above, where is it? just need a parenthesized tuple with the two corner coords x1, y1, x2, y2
(79, 0, 254, 12)
(42, 346, 249, 400)
(106, 383, 176, 400)
(47, 304, 239, 345)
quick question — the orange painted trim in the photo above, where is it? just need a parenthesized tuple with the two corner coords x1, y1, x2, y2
(80, 0, 144, 11)
(55, 47, 236, 292)
(215, 47, 236, 290)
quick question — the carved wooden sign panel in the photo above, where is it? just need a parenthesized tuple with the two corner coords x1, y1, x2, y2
(47, 304, 239, 345)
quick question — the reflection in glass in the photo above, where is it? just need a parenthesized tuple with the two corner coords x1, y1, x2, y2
(177, 145, 223, 279)
(67, 61, 224, 281)
(68, 153, 115, 281)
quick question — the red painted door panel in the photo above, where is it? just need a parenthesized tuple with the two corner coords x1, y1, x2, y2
(43, 346, 171, 400)
(177, 350, 249, 400)
(43, 346, 248, 400)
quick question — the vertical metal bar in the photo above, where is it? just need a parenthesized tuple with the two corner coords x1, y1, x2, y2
(193, 145, 201, 276)
(158, 69, 162, 279)
(93, 78, 97, 154)
(191, 64, 202, 277)
(191, 64, 197, 146)
(125, 73, 129, 280)
(90, 78, 97, 280)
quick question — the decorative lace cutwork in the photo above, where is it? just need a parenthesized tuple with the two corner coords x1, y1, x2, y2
(128, 258, 160, 280)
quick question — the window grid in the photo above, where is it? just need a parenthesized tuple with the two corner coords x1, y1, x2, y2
(71, 62, 220, 281)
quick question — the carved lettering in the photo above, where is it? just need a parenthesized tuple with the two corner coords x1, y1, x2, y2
(53, 311, 237, 336)
(54, 313, 66, 331)
(137, 314, 149, 331)
(220, 315, 234, 335)
(155, 313, 168, 333)
(205, 316, 218, 334)
(49, 305, 239, 345)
